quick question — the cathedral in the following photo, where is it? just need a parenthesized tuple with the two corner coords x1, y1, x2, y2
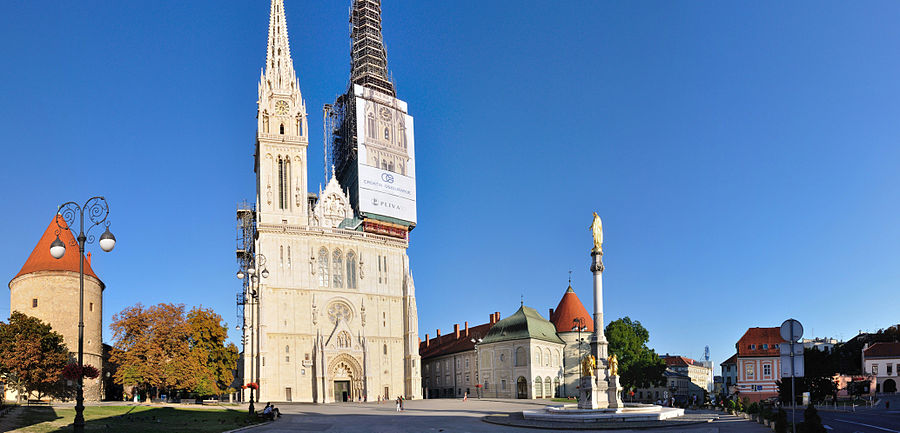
(239, 0, 421, 403)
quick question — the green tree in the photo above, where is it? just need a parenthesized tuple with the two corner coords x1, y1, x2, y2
(109, 303, 200, 398)
(187, 307, 239, 396)
(0, 312, 70, 401)
(605, 317, 666, 390)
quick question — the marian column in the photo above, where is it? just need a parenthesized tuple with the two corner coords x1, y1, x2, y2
(589, 212, 608, 363)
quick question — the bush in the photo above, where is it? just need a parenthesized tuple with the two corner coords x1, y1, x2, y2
(748, 402, 759, 414)
(802, 405, 826, 433)
(775, 408, 788, 433)
(760, 404, 773, 421)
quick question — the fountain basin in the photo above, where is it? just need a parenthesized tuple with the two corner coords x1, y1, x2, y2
(523, 403, 684, 422)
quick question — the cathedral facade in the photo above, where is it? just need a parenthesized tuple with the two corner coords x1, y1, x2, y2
(241, 0, 421, 403)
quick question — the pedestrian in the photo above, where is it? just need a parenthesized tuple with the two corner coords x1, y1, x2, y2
(396, 396, 401, 412)
(400, 396, 404, 411)
(463, 391, 468, 402)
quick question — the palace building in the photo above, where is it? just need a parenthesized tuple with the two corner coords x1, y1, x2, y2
(237, 0, 421, 403)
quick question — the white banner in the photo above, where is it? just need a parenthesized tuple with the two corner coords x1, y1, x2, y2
(354, 84, 417, 223)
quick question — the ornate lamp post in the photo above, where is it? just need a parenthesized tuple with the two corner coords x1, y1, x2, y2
(50, 197, 115, 433)
(571, 317, 588, 397)
(470, 338, 483, 398)
(236, 254, 268, 414)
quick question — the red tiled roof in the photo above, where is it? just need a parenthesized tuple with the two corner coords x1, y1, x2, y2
(720, 353, 737, 366)
(10, 215, 101, 285)
(663, 355, 701, 367)
(863, 342, 900, 358)
(419, 322, 493, 359)
(549, 286, 594, 333)
(737, 327, 785, 357)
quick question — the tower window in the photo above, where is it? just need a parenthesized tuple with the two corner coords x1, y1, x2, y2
(89, 302, 93, 312)
(32, 298, 37, 308)
(346, 251, 357, 289)
(332, 249, 344, 288)
(317, 247, 329, 287)
(384, 344, 388, 355)
(280, 124, 285, 135)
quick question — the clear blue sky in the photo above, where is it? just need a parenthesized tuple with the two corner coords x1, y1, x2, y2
(1, 1, 898, 374)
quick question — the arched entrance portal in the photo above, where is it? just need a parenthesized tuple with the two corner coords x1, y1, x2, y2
(885, 379, 897, 393)
(517, 376, 527, 399)
(328, 354, 363, 402)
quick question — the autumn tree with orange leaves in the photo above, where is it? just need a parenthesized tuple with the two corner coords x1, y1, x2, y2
(109, 303, 238, 398)
(0, 312, 71, 401)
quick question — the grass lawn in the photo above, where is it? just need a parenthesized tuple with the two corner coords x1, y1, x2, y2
(551, 398, 576, 402)
(10, 405, 263, 433)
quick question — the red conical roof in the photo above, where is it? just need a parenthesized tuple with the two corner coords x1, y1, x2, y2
(550, 285, 594, 333)
(10, 215, 101, 285)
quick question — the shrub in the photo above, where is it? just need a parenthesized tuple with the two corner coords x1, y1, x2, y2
(748, 402, 759, 414)
(802, 404, 826, 433)
(775, 408, 788, 433)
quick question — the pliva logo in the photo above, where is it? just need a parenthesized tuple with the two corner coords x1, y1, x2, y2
(371, 198, 401, 210)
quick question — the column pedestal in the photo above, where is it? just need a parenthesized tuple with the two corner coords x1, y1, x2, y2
(578, 372, 610, 409)
(607, 375, 624, 409)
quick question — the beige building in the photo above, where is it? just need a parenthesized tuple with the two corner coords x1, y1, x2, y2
(240, 0, 420, 403)
(7, 215, 104, 401)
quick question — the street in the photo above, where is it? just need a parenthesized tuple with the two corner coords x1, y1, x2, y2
(789, 396, 900, 433)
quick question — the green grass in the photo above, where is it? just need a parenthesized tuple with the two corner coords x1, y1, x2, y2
(11, 405, 263, 433)
(551, 397, 576, 402)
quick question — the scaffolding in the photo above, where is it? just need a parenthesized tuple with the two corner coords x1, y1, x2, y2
(349, 0, 395, 97)
(235, 201, 256, 325)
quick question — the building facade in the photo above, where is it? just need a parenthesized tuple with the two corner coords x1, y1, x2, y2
(661, 355, 713, 399)
(720, 353, 737, 396)
(862, 342, 899, 393)
(802, 337, 839, 353)
(734, 327, 785, 402)
(8, 215, 105, 401)
(419, 315, 496, 399)
(240, 0, 421, 403)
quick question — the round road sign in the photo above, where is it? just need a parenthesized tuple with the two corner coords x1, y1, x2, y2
(780, 319, 803, 342)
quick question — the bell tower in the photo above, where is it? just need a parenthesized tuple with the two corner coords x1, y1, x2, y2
(256, 0, 309, 226)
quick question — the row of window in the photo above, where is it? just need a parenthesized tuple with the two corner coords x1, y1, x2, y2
(317, 248, 358, 289)
(871, 363, 895, 376)
(31, 298, 95, 312)
(747, 343, 779, 350)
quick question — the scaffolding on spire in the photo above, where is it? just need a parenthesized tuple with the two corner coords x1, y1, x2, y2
(349, 0, 395, 97)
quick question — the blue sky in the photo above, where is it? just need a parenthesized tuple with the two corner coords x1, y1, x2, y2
(1, 1, 898, 374)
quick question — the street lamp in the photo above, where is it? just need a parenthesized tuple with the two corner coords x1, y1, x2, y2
(572, 317, 588, 397)
(236, 253, 267, 414)
(470, 338, 483, 398)
(51, 197, 115, 433)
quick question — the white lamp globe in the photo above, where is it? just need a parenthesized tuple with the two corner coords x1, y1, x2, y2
(261, 269, 269, 279)
(99, 226, 116, 252)
(236, 270, 245, 280)
(50, 235, 66, 259)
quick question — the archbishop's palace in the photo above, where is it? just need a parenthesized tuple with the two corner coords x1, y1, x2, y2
(237, 0, 421, 403)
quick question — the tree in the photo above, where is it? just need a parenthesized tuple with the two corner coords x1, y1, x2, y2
(0, 312, 70, 401)
(605, 317, 666, 390)
(109, 303, 201, 398)
(802, 404, 826, 433)
(774, 408, 788, 433)
(187, 307, 239, 396)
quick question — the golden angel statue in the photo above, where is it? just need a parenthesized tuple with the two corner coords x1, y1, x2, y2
(590, 212, 603, 253)
(608, 354, 619, 376)
(581, 354, 596, 377)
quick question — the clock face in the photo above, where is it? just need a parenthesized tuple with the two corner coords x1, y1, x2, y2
(379, 106, 392, 121)
(275, 100, 289, 116)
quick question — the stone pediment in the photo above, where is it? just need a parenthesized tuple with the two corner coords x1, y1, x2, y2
(311, 167, 354, 228)
(324, 318, 363, 353)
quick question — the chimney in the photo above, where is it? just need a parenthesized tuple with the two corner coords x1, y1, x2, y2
(454, 324, 460, 339)
(86, 252, 92, 265)
(436, 329, 441, 339)
(465, 321, 469, 336)
(495, 312, 501, 322)
(489, 314, 496, 325)
(425, 334, 429, 347)
(549, 308, 554, 318)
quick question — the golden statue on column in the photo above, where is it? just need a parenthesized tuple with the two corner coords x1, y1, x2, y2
(590, 212, 603, 253)
(581, 354, 596, 377)
(607, 354, 618, 376)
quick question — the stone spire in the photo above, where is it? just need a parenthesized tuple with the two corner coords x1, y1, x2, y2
(349, 0, 395, 96)
(261, 0, 300, 96)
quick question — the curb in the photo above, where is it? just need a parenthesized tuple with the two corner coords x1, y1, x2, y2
(221, 420, 273, 433)
(481, 413, 718, 430)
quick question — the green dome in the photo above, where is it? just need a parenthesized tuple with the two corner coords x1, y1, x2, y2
(481, 305, 564, 345)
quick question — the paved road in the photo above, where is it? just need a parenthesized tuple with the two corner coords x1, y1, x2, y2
(786, 395, 900, 433)
(241, 399, 773, 432)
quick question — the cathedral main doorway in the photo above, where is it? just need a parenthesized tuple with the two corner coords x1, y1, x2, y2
(334, 380, 351, 402)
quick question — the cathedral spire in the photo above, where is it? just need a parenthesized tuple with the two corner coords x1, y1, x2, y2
(264, 0, 298, 93)
(349, 0, 395, 96)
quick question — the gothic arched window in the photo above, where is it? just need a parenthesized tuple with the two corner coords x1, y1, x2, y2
(280, 123, 284, 135)
(277, 156, 285, 209)
(346, 251, 357, 289)
(367, 114, 376, 139)
(384, 127, 390, 141)
(332, 249, 344, 288)
(317, 247, 329, 287)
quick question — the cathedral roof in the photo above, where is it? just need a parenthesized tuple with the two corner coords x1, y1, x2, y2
(481, 305, 564, 345)
(549, 285, 594, 333)
(10, 215, 102, 287)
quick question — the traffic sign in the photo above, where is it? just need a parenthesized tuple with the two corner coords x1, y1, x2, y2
(780, 319, 803, 342)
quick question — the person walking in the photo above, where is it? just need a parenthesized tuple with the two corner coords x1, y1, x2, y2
(395, 396, 401, 412)
(463, 391, 468, 402)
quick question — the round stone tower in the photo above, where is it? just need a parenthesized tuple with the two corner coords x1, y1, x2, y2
(8, 215, 104, 401)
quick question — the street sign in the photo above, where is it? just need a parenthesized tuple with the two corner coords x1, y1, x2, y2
(780, 319, 803, 342)
(780, 353, 804, 377)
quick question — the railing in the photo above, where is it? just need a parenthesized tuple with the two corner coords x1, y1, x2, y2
(257, 223, 408, 246)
